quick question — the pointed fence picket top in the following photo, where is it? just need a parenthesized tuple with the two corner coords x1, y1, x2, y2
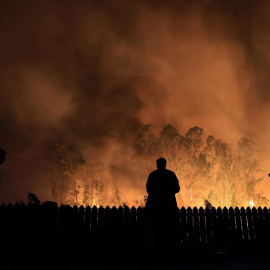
(199, 207, 206, 244)
(205, 206, 212, 244)
(228, 206, 237, 251)
(17, 203, 26, 232)
(58, 205, 65, 230)
(180, 207, 187, 243)
(98, 206, 105, 227)
(186, 207, 193, 244)
(130, 206, 136, 224)
(214, 207, 224, 253)
(252, 207, 259, 241)
(71, 205, 79, 231)
(0, 203, 6, 230)
(110, 206, 118, 227)
(12, 203, 21, 231)
(65, 205, 73, 230)
(240, 207, 249, 241)
(263, 207, 270, 242)
(257, 207, 264, 242)
(6, 203, 13, 230)
(246, 207, 255, 241)
(234, 207, 243, 243)
(85, 206, 91, 231)
(210, 207, 217, 251)
(124, 206, 130, 223)
(117, 206, 123, 223)
(104, 206, 111, 224)
(234, 207, 241, 237)
(136, 206, 143, 225)
(91, 206, 98, 230)
(193, 207, 200, 244)
(79, 205, 84, 221)
(222, 207, 229, 253)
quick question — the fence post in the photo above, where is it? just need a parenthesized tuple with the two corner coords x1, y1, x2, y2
(124, 206, 130, 225)
(222, 207, 229, 253)
(257, 207, 264, 251)
(215, 207, 224, 253)
(85, 206, 91, 232)
(205, 206, 212, 252)
(186, 207, 193, 244)
(199, 207, 206, 246)
(98, 206, 104, 228)
(246, 207, 255, 242)
(130, 206, 136, 224)
(91, 206, 97, 231)
(240, 207, 249, 241)
(263, 207, 270, 246)
(193, 207, 199, 245)
(251, 207, 259, 246)
(180, 207, 187, 245)
(110, 206, 117, 228)
(210, 207, 217, 253)
(78, 205, 85, 231)
(6, 204, 13, 231)
(104, 206, 111, 225)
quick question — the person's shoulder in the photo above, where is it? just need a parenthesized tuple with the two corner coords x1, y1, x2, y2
(165, 169, 177, 177)
(151, 169, 159, 174)
(165, 169, 175, 174)
(148, 169, 159, 177)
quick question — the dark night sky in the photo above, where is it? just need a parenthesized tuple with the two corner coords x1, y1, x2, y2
(1, 0, 270, 204)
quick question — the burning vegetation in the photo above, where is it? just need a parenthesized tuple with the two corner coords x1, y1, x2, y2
(45, 124, 268, 208)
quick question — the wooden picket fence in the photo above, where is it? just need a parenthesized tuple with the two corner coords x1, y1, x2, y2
(0, 202, 270, 255)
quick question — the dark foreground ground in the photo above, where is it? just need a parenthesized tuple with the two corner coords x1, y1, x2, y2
(1, 251, 270, 270)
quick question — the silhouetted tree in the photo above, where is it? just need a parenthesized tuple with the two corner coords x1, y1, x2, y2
(133, 124, 267, 207)
(27, 192, 40, 205)
(110, 182, 122, 207)
(45, 140, 85, 205)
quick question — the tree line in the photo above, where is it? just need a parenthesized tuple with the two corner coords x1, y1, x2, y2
(134, 124, 267, 207)
(45, 124, 268, 208)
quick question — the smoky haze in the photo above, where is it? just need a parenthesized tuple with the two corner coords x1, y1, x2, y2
(1, 0, 270, 204)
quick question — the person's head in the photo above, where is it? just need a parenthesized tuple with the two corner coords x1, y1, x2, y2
(0, 149, 6, 164)
(156, 157, 166, 169)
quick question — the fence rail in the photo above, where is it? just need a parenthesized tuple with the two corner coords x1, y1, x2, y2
(0, 202, 270, 255)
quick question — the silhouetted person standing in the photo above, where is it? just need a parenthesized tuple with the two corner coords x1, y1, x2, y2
(146, 158, 180, 209)
(144, 158, 180, 254)
(0, 149, 6, 189)
(0, 149, 6, 165)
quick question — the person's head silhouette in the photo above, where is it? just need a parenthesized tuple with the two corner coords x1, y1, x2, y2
(0, 149, 6, 164)
(156, 157, 166, 169)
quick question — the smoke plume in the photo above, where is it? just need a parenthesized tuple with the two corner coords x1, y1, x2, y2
(1, 0, 270, 204)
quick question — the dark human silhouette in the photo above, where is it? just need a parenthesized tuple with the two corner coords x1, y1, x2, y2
(0, 148, 6, 164)
(0, 149, 6, 188)
(146, 158, 180, 209)
(144, 158, 180, 254)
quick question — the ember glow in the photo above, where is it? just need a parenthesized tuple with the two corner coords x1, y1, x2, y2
(1, 1, 270, 207)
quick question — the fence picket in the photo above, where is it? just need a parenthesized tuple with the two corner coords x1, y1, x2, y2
(193, 207, 199, 244)
(91, 206, 98, 230)
(85, 206, 91, 231)
(180, 207, 187, 244)
(240, 207, 249, 241)
(187, 207, 193, 244)
(199, 207, 206, 244)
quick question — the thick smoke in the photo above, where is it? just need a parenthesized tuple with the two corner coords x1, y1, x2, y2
(1, 0, 270, 204)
